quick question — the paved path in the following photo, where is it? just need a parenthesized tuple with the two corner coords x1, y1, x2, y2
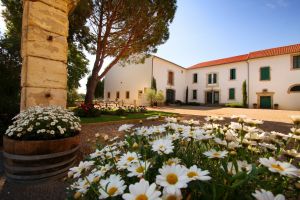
(149, 106, 300, 124)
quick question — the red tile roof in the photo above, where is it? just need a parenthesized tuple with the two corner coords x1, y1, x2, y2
(188, 43, 300, 69)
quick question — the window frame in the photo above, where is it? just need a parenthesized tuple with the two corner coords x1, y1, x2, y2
(116, 91, 120, 99)
(192, 89, 197, 100)
(107, 92, 110, 99)
(125, 91, 130, 99)
(207, 73, 218, 85)
(230, 68, 236, 80)
(292, 54, 300, 69)
(167, 70, 174, 86)
(260, 66, 271, 81)
(193, 73, 198, 83)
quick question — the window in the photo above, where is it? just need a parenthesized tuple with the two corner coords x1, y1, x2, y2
(107, 92, 110, 98)
(192, 90, 197, 99)
(229, 88, 235, 100)
(293, 55, 300, 69)
(289, 85, 300, 92)
(138, 90, 143, 98)
(168, 71, 174, 85)
(260, 67, 270, 81)
(208, 73, 217, 84)
(126, 91, 130, 99)
(116, 91, 120, 99)
(193, 73, 198, 83)
(230, 68, 236, 80)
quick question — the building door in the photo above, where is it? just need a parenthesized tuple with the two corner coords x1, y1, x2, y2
(206, 91, 219, 104)
(206, 91, 213, 104)
(166, 89, 175, 104)
(260, 96, 271, 109)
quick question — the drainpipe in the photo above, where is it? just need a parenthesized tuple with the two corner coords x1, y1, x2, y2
(151, 56, 154, 88)
(247, 60, 250, 107)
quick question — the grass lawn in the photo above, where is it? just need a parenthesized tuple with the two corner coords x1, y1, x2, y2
(80, 111, 176, 124)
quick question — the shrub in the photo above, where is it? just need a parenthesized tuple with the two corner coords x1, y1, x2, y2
(66, 115, 300, 199)
(187, 102, 201, 106)
(74, 104, 101, 117)
(5, 106, 81, 140)
(115, 107, 127, 116)
(225, 102, 244, 108)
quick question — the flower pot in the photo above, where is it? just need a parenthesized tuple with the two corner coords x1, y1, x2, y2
(253, 103, 257, 109)
(3, 134, 80, 182)
(274, 104, 279, 110)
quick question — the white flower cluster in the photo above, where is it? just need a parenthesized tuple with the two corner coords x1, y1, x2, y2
(67, 115, 300, 199)
(5, 106, 81, 139)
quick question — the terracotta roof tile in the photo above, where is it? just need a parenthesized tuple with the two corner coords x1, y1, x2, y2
(188, 43, 300, 69)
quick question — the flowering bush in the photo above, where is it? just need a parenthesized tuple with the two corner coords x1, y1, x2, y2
(74, 104, 102, 117)
(67, 115, 300, 199)
(5, 106, 81, 140)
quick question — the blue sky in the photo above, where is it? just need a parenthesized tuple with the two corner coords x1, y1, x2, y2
(155, 0, 300, 67)
(1, 0, 299, 93)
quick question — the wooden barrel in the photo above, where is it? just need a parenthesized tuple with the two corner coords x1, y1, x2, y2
(3, 135, 80, 182)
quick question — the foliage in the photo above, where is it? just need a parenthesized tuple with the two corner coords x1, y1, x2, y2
(186, 102, 201, 106)
(146, 89, 165, 106)
(84, 0, 177, 104)
(73, 104, 102, 118)
(225, 102, 244, 108)
(95, 79, 105, 99)
(67, 88, 81, 107)
(242, 80, 248, 108)
(185, 86, 189, 104)
(5, 106, 81, 140)
(67, 115, 300, 199)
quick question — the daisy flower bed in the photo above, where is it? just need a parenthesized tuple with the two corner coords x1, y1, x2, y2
(67, 115, 300, 200)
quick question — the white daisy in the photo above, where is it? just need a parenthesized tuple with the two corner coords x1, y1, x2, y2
(122, 179, 161, 200)
(252, 189, 285, 200)
(68, 161, 94, 178)
(117, 152, 140, 169)
(99, 174, 126, 199)
(152, 138, 174, 155)
(203, 149, 228, 159)
(118, 124, 134, 132)
(186, 165, 211, 181)
(259, 157, 299, 177)
(156, 165, 189, 194)
(127, 161, 151, 178)
(162, 188, 182, 200)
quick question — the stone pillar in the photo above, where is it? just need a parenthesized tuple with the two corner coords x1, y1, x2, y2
(20, 0, 78, 110)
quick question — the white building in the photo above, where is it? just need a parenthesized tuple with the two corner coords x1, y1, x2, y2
(104, 44, 300, 110)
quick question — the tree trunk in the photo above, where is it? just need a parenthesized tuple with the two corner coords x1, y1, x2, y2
(85, 74, 98, 104)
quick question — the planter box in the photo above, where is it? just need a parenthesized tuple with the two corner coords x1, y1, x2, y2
(3, 134, 80, 182)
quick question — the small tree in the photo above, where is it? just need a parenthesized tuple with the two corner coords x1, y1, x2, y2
(242, 80, 247, 107)
(185, 86, 189, 104)
(146, 89, 156, 107)
(151, 77, 157, 92)
(155, 90, 165, 105)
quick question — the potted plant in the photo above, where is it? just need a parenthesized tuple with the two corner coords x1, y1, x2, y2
(4, 106, 81, 182)
(274, 103, 279, 110)
(253, 103, 257, 109)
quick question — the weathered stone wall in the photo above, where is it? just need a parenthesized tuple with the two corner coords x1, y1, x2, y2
(20, 0, 78, 110)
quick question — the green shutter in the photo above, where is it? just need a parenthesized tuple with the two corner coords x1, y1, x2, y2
(213, 73, 217, 83)
(230, 69, 236, 80)
(229, 88, 235, 100)
(260, 67, 270, 80)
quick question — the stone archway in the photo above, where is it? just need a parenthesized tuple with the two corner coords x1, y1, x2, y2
(20, 0, 79, 110)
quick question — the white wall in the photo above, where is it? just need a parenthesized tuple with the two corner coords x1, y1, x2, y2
(153, 57, 187, 102)
(187, 62, 248, 104)
(248, 54, 300, 110)
(104, 57, 152, 105)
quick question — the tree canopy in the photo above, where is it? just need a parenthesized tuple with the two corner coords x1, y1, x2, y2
(85, 0, 177, 104)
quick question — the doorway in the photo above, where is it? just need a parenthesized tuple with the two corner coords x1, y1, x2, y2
(206, 91, 219, 104)
(260, 96, 271, 109)
(166, 89, 175, 104)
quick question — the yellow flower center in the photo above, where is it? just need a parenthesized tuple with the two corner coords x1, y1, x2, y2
(187, 171, 198, 178)
(271, 164, 284, 171)
(166, 173, 178, 185)
(135, 166, 145, 173)
(127, 156, 135, 162)
(135, 194, 148, 200)
(166, 160, 175, 166)
(108, 187, 118, 196)
(166, 195, 177, 200)
(213, 152, 220, 157)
